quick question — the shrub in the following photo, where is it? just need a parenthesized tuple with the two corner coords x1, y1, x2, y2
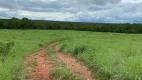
(72, 45, 87, 55)
(0, 42, 14, 56)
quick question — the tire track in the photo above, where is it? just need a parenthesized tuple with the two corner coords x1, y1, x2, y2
(55, 45, 94, 80)
(25, 42, 94, 80)
(25, 42, 57, 80)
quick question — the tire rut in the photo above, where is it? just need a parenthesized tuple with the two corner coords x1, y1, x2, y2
(25, 42, 57, 80)
(55, 45, 94, 80)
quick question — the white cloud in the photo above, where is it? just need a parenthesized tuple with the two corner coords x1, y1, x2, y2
(122, 0, 142, 3)
(19, 10, 75, 21)
(0, 0, 142, 23)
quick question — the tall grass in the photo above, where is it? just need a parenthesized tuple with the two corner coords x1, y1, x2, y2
(49, 67, 83, 80)
(59, 32, 142, 80)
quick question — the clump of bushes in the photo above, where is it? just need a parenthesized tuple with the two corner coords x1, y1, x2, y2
(59, 43, 87, 55)
(0, 41, 14, 56)
(72, 45, 87, 55)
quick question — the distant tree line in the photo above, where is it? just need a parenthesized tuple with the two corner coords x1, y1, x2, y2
(0, 17, 142, 33)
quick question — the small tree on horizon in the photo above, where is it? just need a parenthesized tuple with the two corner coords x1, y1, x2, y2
(20, 17, 30, 29)
(10, 17, 21, 29)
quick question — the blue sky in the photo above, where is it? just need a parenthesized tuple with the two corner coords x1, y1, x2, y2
(0, 0, 142, 23)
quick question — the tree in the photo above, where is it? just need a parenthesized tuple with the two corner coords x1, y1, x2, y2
(0, 21, 3, 28)
(10, 17, 21, 29)
(20, 17, 30, 29)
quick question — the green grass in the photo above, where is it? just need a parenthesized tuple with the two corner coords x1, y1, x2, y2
(59, 32, 142, 80)
(49, 67, 83, 80)
(0, 29, 142, 80)
(47, 42, 65, 67)
(0, 29, 66, 80)
(47, 43, 59, 62)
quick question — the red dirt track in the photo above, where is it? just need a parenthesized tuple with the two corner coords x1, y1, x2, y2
(25, 43, 56, 80)
(25, 42, 94, 80)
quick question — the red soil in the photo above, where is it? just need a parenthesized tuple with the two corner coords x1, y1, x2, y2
(55, 45, 94, 80)
(25, 43, 56, 80)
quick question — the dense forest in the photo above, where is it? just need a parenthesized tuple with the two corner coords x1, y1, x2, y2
(0, 17, 142, 33)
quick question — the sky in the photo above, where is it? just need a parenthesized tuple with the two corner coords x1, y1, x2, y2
(0, 0, 142, 23)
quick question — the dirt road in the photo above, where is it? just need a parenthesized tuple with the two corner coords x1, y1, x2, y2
(25, 42, 94, 80)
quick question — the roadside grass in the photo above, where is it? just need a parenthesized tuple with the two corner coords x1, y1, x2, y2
(47, 43, 59, 61)
(49, 67, 83, 80)
(47, 42, 64, 66)
(27, 58, 37, 68)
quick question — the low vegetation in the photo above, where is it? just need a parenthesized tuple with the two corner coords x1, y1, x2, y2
(59, 32, 142, 80)
(47, 43, 59, 63)
(0, 30, 142, 80)
(49, 67, 83, 80)
(0, 42, 14, 56)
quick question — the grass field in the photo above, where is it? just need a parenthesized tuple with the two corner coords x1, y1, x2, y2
(0, 29, 142, 80)
(0, 30, 66, 80)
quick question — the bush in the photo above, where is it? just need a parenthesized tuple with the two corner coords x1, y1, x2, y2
(72, 45, 87, 55)
(0, 42, 14, 56)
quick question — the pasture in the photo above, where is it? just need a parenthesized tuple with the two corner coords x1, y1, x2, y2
(0, 29, 142, 80)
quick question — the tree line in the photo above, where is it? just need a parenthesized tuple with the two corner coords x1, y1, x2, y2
(0, 17, 142, 33)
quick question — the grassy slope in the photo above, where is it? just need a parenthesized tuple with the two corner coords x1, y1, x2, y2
(0, 30, 142, 80)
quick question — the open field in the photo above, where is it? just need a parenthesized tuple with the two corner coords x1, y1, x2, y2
(0, 29, 142, 80)
(59, 31, 142, 80)
(0, 30, 66, 80)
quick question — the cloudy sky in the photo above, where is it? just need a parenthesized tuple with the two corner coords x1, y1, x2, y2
(0, 0, 142, 23)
